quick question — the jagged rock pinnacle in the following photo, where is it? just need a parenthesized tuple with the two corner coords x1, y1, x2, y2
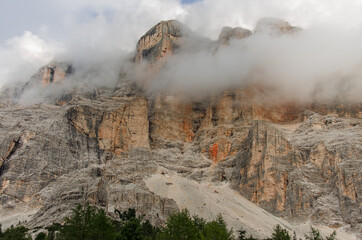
(255, 17, 301, 34)
(134, 20, 189, 62)
(218, 26, 252, 45)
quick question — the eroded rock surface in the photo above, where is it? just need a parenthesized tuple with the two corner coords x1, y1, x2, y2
(0, 19, 361, 239)
(255, 17, 302, 34)
(218, 26, 252, 45)
(134, 20, 188, 62)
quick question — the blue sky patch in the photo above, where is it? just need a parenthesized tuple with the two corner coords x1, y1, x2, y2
(181, 0, 201, 4)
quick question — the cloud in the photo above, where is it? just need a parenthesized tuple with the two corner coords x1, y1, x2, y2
(0, 31, 62, 89)
(1, 0, 362, 104)
(142, 25, 362, 103)
(181, 0, 362, 39)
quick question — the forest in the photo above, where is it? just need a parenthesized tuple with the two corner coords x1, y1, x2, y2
(0, 203, 337, 240)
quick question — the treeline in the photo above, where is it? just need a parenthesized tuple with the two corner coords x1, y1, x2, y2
(0, 203, 337, 240)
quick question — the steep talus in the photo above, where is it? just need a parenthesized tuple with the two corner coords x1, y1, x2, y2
(0, 19, 361, 239)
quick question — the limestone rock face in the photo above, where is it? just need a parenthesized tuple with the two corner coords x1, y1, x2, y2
(38, 62, 73, 86)
(0, 94, 179, 229)
(0, 19, 361, 239)
(218, 26, 252, 45)
(67, 96, 150, 155)
(134, 20, 187, 62)
(231, 122, 303, 214)
(283, 113, 362, 229)
(0, 61, 73, 105)
(26, 61, 73, 88)
(255, 17, 301, 34)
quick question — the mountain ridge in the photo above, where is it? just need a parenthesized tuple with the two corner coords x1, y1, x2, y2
(0, 18, 361, 239)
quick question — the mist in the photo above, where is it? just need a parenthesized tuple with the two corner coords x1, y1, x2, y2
(1, 0, 362, 104)
(149, 24, 362, 103)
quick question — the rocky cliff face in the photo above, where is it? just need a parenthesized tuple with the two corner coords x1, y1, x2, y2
(0, 19, 361, 239)
(0, 61, 73, 105)
(134, 20, 187, 63)
(254, 18, 302, 34)
(218, 26, 252, 45)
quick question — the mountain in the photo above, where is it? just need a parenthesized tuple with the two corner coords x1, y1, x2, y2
(0, 19, 361, 239)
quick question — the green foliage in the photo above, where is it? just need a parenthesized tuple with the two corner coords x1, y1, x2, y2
(156, 209, 199, 240)
(325, 231, 336, 240)
(305, 227, 323, 240)
(35, 232, 47, 240)
(116, 217, 142, 240)
(200, 214, 234, 240)
(114, 208, 159, 240)
(237, 227, 247, 240)
(305, 227, 336, 240)
(193, 215, 206, 232)
(268, 224, 291, 240)
(45, 223, 62, 240)
(140, 220, 160, 240)
(0, 207, 340, 240)
(116, 208, 137, 221)
(156, 211, 234, 240)
(237, 227, 259, 240)
(57, 203, 116, 240)
(1, 225, 31, 240)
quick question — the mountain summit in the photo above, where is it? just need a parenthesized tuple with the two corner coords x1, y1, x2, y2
(134, 20, 189, 62)
(0, 19, 361, 239)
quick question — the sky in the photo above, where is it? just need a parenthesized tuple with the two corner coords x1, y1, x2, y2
(181, 0, 200, 4)
(1, 0, 362, 103)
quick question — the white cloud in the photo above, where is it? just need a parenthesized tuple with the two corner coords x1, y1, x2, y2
(0, 31, 63, 89)
(1, 0, 362, 103)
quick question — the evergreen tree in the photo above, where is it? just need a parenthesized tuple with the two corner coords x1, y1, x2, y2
(1, 225, 31, 240)
(140, 220, 160, 240)
(34, 232, 47, 240)
(45, 223, 62, 240)
(268, 225, 291, 240)
(305, 227, 336, 240)
(200, 214, 233, 240)
(305, 227, 323, 240)
(87, 208, 116, 240)
(237, 227, 247, 240)
(156, 209, 199, 240)
(325, 231, 336, 240)
(57, 203, 116, 240)
(237, 227, 259, 240)
(193, 215, 206, 233)
(116, 217, 142, 240)
(114, 208, 159, 240)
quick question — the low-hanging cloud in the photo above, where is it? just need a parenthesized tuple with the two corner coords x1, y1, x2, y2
(1, 0, 362, 104)
(0, 31, 63, 89)
(139, 25, 362, 103)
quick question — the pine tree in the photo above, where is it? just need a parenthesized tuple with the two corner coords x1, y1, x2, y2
(305, 227, 336, 240)
(57, 203, 116, 240)
(200, 214, 233, 240)
(156, 209, 199, 240)
(237, 227, 247, 240)
(1, 225, 31, 240)
(34, 232, 46, 240)
(269, 224, 291, 240)
(305, 227, 323, 240)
